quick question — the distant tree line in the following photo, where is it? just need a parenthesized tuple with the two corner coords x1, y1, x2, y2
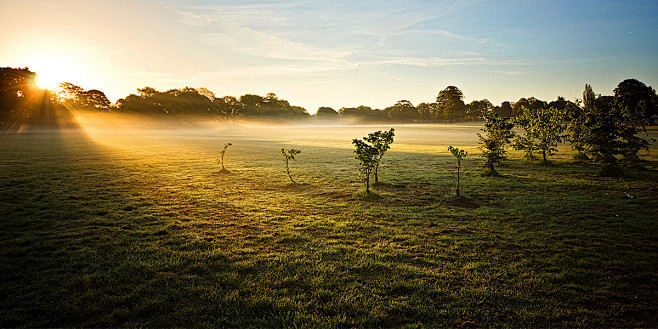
(2, 66, 657, 129)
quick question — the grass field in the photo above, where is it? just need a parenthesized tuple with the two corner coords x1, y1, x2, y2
(1, 117, 657, 327)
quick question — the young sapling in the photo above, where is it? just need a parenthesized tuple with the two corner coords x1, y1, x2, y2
(219, 143, 232, 172)
(448, 146, 468, 197)
(281, 148, 301, 183)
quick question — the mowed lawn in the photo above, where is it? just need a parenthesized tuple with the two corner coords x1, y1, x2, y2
(1, 120, 657, 327)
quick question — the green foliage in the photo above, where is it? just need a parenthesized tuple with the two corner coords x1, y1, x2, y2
(570, 84, 653, 176)
(447, 146, 468, 196)
(352, 139, 379, 193)
(477, 114, 515, 176)
(512, 106, 566, 162)
(219, 143, 232, 172)
(363, 128, 395, 184)
(281, 148, 302, 183)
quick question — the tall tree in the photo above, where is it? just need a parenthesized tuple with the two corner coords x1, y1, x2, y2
(436, 86, 467, 122)
(614, 79, 657, 120)
(571, 84, 653, 176)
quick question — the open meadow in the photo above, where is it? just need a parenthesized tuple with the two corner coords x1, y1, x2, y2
(1, 116, 657, 327)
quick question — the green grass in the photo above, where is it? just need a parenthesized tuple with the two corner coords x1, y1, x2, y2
(1, 122, 657, 327)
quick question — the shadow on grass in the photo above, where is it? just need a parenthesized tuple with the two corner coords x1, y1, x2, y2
(354, 190, 383, 201)
(445, 195, 480, 208)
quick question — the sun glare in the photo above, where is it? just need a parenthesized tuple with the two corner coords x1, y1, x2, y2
(31, 57, 87, 90)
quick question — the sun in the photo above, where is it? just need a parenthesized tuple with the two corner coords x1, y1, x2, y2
(31, 57, 87, 90)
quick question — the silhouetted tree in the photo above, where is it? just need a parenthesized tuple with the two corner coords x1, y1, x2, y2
(339, 106, 388, 122)
(467, 99, 493, 121)
(316, 107, 339, 120)
(512, 97, 546, 117)
(1, 67, 39, 127)
(614, 79, 657, 120)
(0, 67, 70, 129)
(493, 101, 513, 118)
(57, 82, 110, 111)
(570, 84, 653, 176)
(386, 100, 418, 122)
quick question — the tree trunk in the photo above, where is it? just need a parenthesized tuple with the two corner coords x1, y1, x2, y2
(542, 150, 547, 163)
(374, 164, 379, 184)
(456, 166, 461, 197)
(286, 159, 295, 183)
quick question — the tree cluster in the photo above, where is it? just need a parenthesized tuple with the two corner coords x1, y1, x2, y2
(477, 80, 655, 176)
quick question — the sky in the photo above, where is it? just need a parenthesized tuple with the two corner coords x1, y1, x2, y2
(1, 0, 657, 113)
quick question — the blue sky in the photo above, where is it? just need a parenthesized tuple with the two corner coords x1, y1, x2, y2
(1, 0, 656, 112)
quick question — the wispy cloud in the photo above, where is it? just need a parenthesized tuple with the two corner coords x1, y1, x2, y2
(198, 62, 357, 79)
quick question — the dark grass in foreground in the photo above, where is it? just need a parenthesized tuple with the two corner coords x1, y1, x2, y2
(0, 124, 657, 327)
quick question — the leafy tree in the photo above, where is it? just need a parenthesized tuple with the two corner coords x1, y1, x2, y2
(57, 82, 110, 111)
(1, 67, 39, 127)
(363, 128, 395, 184)
(567, 85, 597, 161)
(219, 143, 232, 173)
(352, 138, 379, 193)
(467, 99, 493, 121)
(571, 84, 653, 176)
(339, 106, 388, 122)
(0, 67, 69, 129)
(614, 79, 657, 120)
(447, 146, 468, 197)
(386, 100, 418, 122)
(477, 114, 515, 176)
(513, 106, 566, 163)
(548, 96, 579, 118)
(218, 96, 239, 119)
(416, 102, 434, 122)
(281, 148, 301, 183)
(512, 97, 547, 117)
(511, 121, 538, 160)
(493, 101, 513, 118)
(316, 107, 339, 120)
(436, 86, 466, 122)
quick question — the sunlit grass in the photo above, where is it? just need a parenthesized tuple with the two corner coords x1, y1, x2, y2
(1, 121, 657, 327)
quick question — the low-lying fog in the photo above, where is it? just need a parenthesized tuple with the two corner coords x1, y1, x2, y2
(70, 111, 486, 155)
